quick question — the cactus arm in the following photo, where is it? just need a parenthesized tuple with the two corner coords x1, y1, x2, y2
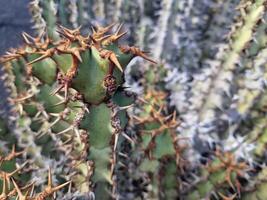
(40, 0, 60, 41)
(198, 0, 265, 122)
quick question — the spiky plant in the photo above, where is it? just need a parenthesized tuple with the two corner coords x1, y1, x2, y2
(0, 145, 70, 200)
(2, 0, 267, 199)
(0, 23, 155, 199)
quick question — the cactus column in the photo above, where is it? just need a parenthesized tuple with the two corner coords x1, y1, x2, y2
(1, 24, 155, 199)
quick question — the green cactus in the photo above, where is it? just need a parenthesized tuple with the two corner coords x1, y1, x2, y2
(129, 67, 185, 199)
(0, 148, 70, 199)
(2, 0, 267, 199)
(0, 23, 154, 199)
(182, 149, 249, 199)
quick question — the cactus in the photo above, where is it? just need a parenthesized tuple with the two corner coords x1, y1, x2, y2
(2, 0, 267, 199)
(0, 23, 155, 199)
(0, 146, 70, 200)
(132, 89, 183, 199)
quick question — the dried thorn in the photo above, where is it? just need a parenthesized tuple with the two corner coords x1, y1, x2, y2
(47, 167, 52, 189)
(51, 181, 71, 193)
(138, 51, 157, 64)
(95, 22, 116, 34)
(0, 174, 8, 197)
(110, 55, 123, 72)
(114, 31, 127, 41)
(10, 161, 28, 177)
(115, 23, 124, 35)
(27, 50, 54, 65)
(4, 145, 25, 161)
(91, 26, 97, 34)
(12, 93, 34, 103)
(11, 178, 25, 200)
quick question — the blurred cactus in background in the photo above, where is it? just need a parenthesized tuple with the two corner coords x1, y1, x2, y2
(1, 0, 267, 199)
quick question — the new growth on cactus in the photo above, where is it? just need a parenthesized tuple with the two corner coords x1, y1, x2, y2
(0, 23, 155, 199)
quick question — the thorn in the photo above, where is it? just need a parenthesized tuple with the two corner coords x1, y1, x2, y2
(91, 26, 97, 34)
(113, 134, 118, 152)
(114, 31, 127, 41)
(27, 48, 55, 65)
(115, 23, 124, 35)
(47, 167, 52, 189)
(118, 152, 128, 158)
(95, 23, 116, 34)
(119, 105, 134, 111)
(73, 50, 82, 63)
(51, 100, 67, 107)
(51, 181, 71, 193)
(74, 128, 81, 144)
(109, 53, 123, 72)
(117, 161, 127, 168)
(51, 85, 64, 96)
(21, 32, 32, 44)
(9, 161, 28, 177)
(122, 133, 135, 144)
(90, 35, 97, 43)
(56, 126, 73, 135)
(137, 50, 157, 64)
(0, 174, 8, 197)
(49, 117, 61, 128)
(120, 46, 157, 64)
(11, 178, 24, 199)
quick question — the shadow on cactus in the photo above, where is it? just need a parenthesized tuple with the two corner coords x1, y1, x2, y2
(0, 24, 156, 199)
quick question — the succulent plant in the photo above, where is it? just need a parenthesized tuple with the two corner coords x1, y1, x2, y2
(0, 145, 70, 200)
(0, 22, 155, 199)
(2, 0, 267, 199)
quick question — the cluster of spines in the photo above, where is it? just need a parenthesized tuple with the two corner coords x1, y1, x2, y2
(0, 118, 71, 197)
(181, 149, 250, 199)
(0, 148, 70, 200)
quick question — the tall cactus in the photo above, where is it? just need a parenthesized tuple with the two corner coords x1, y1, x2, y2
(2, 0, 267, 199)
(0, 24, 155, 199)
